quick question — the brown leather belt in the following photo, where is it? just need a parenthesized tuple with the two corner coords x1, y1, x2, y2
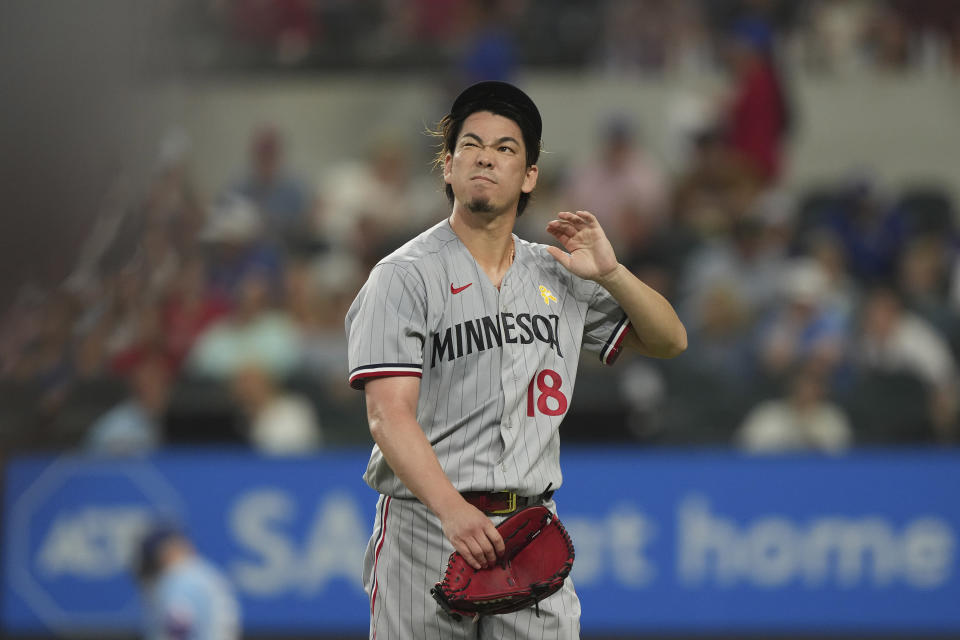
(461, 490, 554, 516)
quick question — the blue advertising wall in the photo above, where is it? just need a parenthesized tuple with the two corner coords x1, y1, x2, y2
(3, 449, 959, 636)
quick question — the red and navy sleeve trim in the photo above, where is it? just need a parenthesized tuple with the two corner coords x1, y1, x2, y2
(600, 315, 631, 366)
(349, 363, 423, 390)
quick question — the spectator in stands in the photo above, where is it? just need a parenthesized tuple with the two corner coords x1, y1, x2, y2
(201, 193, 283, 298)
(756, 259, 849, 382)
(231, 363, 322, 455)
(187, 266, 301, 382)
(887, 1, 960, 71)
(319, 134, 439, 270)
(656, 278, 758, 446)
(597, 0, 679, 75)
(818, 173, 909, 285)
(679, 216, 787, 324)
(282, 253, 322, 333)
(680, 279, 756, 383)
(672, 126, 762, 239)
(230, 125, 311, 245)
(86, 352, 171, 455)
(720, 16, 794, 184)
(458, 0, 517, 83)
(161, 255, 231, 372)
(855, 286, 959, 442)
(565, 116, 669, 259)
(285, 250, 361, 388)
(805, 229, 860, 317)
(377, 0, 465, 50)
(898, 235, 958, 349)
(803, 0, 874, 74)
(109, 305, 174, 376)
(864, 3, 911, 70)
(135, 523, 241, 640)
(736, 364, 853, 453)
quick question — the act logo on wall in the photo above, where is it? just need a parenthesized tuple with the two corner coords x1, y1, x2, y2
(4, 456, 184, 634)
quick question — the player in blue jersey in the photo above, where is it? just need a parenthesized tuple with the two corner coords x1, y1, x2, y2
(135, 524, 241, 640)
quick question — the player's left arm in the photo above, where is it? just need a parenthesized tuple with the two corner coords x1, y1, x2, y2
(546, 210, 687, 358)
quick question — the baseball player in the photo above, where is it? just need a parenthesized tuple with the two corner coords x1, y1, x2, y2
(345, 81, 687, 639)
(135, 524, 241, 640)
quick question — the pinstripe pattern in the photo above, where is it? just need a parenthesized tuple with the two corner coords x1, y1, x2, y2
(346, 219, 629, 498)
(347, 219, 628, 638)
(362, 497, 580, 639)
(370, 497, 392, 616)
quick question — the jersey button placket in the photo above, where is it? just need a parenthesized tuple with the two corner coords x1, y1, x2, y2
(499, 277, 522, 441)
(500, 273, 509, 311)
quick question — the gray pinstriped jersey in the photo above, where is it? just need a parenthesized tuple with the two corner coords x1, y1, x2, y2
(346, 219, 630, 499)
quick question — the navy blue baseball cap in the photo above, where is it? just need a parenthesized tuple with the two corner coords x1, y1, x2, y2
(450, 81, 542, 153)
(135, 522, 186, 580)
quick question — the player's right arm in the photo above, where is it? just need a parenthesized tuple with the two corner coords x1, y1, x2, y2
(347, 261, 503, 569)
(364, 374, 504, 570)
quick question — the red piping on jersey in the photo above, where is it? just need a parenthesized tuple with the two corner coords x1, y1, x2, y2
(604, 321, 632, 365)
(349, 369, 422, 390)
(370, 496, 392, 620)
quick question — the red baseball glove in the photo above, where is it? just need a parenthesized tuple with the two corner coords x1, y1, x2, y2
(430, 505, 575, 620)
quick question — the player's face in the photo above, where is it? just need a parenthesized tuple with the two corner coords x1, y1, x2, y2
(444, 111, 538, 216)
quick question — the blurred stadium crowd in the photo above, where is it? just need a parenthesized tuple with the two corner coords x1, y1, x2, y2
(165, 0, 960, 75)
(2, 0, 960, 458)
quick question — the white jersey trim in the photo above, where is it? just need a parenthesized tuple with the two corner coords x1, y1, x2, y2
(349, 363, 423, 389)
(601, 315, 631, 365)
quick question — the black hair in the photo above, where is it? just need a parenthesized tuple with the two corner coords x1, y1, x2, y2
(431, 94, 542, 216)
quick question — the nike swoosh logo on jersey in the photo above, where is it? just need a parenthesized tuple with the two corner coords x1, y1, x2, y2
(450, 282, 473, 294)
